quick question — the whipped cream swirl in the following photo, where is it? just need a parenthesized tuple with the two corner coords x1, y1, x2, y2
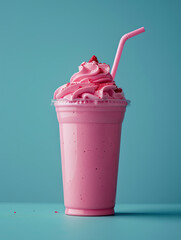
(54, 56, 125, 100)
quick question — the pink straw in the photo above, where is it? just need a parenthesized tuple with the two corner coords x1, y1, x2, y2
(111, 27, 145, 80)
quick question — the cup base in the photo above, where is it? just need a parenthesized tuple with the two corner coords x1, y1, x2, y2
(65, 208, 114, 216)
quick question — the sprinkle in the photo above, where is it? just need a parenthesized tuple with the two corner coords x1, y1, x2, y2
(14, 212, 16, 213)
(115, 88, 122, 93)
(54, 211, 59, 213)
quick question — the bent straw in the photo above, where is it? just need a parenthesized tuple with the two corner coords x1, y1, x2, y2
(111, 27, 145, 80)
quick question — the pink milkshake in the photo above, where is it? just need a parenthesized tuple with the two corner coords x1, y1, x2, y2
(53, 56, 129, 216)
(53, 27, 145, 216)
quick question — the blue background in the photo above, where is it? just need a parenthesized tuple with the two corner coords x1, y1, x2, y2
(0, 0, 181, 204)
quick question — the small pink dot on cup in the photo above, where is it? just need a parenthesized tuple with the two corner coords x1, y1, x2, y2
(14, 212, 16, 213)
(54, 211, 59, 213)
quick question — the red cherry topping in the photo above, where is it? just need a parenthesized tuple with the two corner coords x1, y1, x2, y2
(88, 55, 99, 63)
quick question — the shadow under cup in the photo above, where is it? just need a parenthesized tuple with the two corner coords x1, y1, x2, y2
(54, 99, 129, 216)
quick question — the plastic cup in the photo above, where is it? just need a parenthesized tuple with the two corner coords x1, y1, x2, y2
(54, 99, 129, 216)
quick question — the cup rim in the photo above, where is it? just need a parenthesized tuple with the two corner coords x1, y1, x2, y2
(52, 98, 130, 107)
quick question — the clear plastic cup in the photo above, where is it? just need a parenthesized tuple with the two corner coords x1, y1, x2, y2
(53, 99, 129, 216)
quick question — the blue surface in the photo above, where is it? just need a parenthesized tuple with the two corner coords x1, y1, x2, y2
(0, 204, 181, 240)
(0, 0, 181, 204)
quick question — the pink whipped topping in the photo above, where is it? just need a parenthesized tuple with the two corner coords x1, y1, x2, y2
(54, 56, 125, 100)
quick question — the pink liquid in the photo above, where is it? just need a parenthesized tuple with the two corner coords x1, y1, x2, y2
(55, 100, 127, 216)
